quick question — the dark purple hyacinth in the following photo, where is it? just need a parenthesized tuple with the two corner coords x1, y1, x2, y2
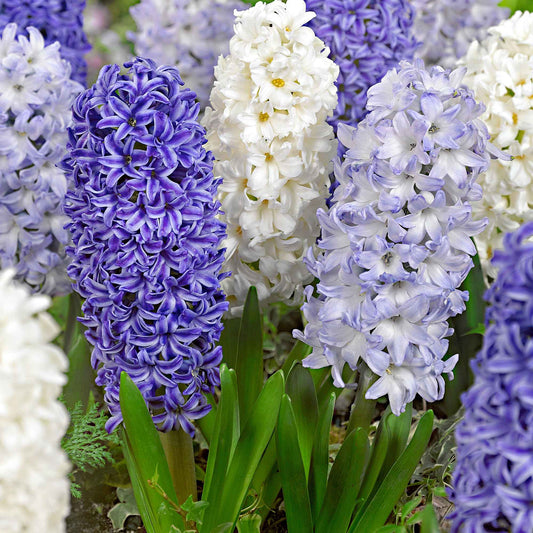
(62, 58, 228, 436)
(305, 0, 419, 129)
(0, 0, 90, 84)
(450, 223, 533, 532)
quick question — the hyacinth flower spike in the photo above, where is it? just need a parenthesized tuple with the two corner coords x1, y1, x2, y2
(63, 58, 228, 501)
(0, 23, 82, 295)
(129, 0, 241, 110)
(450, 222, 533, 533)
(203, 0, 339, 316)
(461, 11, 533, 279)
(411, 0, 508, 69)
(0, 269, 70, 532)
(0, 0, 90, 85)
(305, 0, 419, 129)
(295, 59, 505, 422)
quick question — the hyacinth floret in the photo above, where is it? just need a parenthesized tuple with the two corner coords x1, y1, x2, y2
(129, 0, 241, 109)
(450, 222, 533, 532)
(0, 269, 70, 532)
(461, 11, 533, 279)
(295, 59, 499, 414)
(203, 0, 339, 315)
(306, 0, 419, 129)
(0, 24, 82, 295)
(411, 0, 508, 69)
(0, 0, 90, 85)
(63, 58, 228, 436)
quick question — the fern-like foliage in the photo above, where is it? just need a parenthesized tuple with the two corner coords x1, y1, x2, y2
(62, 401, 119, 497)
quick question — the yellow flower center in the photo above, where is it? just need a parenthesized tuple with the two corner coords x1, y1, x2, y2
(264, 153, 273, 162)
(259, 112, 269, 122)
(271, 78, 285, 88)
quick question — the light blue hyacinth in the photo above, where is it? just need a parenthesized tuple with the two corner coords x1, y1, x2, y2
(0, 24, 82, 294)
(295, 59, 500, 414)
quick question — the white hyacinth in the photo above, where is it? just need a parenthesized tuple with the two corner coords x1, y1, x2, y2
(129, 0, 241, 108)
(461, 11, 533, 278)
(0, 269, 70, 532)
(203, 0, 338, 315)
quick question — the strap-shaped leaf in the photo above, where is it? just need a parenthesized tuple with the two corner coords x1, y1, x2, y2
(281, 339, 312, 375)
(286, 364, 319, 481)
(277, 394, 314, 533)
(202, 365, 239, 502)
(355, 416, 390, 507)
(374, 404, 412, 489)
(119, 372, 184, 532)
(309, 392, 335, 522)
(315, 428, 370, 533)
(121, 430, 158, 533)
(220, 317, 241, 369)
(348, 410, 434, 533)
(235, 286, 264, 428)
(200, 371, 285, 532)
(196, 393, 217, 445)
(420, 503, 440, 533)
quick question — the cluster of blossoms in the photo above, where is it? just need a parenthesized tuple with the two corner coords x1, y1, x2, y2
(0, 269, 70, 532)
(63, 58, 228, 436)
(295, 60, 497, 414)
(203, 0, 338, 315)
(461, 11, 533, 279)
(411, 0, 508, 69)
(0, 0, 90, 84)
(129, 0, 241, 109)
(0, 24, 82, 295)
(306, 0, 419, 128)
(450, 223, 533, 532)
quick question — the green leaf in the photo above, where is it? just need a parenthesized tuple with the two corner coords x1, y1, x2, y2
(119, 372, 184, 532)
(348, 410, 434, 533)
(236, 514, 262, 533)
(181, 495, 209, 526)
(202, 365, 239, 502)
(281, 340, 312, 375)
(107, 487, 140, 530)
(197, 393, 217, 445)
(355, 412, 390, 507)
(235, 287, 264, 428)
(375, 404, 412, 489)
(375, 526, 404, 533)
(285, 364, 319, 481)
(463, 323, 485, 336)
(121, 430, 159, 533)
(276, 395, 314, 533)
(200, 371, 285, 533)
(63, 325, 92, 409)
(220, 317, 241, 369)
(309, 392, 335, 522)
(315, 428, 370, 533)
(420, 503, 440, 533)
(401, 496, 422, 521)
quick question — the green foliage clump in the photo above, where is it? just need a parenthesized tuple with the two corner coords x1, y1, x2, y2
(62, 401, 119, 497)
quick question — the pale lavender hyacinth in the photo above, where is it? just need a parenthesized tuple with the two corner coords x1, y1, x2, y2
(295, 59, 502, 414)
(411, 0, 508, 68)
(129, 0, 240, 108)
(0, 24, 82, 295)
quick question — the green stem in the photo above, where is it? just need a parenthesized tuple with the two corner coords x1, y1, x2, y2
(63, 292, 81, 354)
(62, 292, 93, 409)
(346, 364, 377, 435)
(160, 428, 197, 504)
